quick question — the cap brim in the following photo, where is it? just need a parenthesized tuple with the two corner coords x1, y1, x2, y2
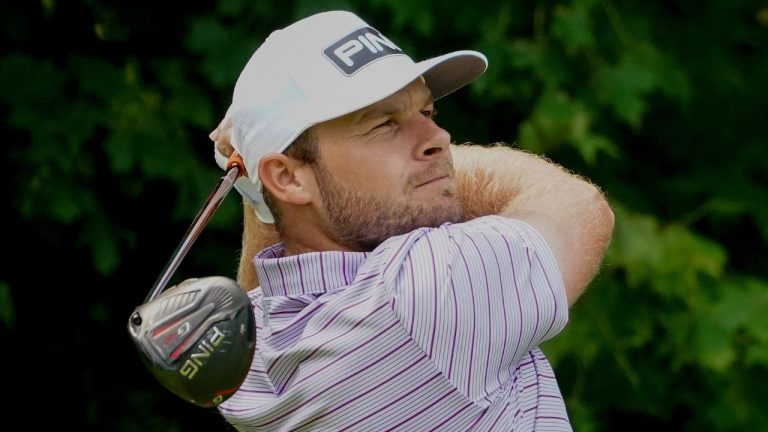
(417, 50, 488, 100)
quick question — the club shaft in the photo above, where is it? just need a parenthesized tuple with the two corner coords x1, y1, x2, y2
(145, 166, 240, 302)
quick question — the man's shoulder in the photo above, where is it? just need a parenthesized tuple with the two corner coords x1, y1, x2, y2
(375, 215, 540, 249)
(366, 215, 549, 273)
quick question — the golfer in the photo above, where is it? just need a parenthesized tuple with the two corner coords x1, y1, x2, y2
(209, 10, 614, 431)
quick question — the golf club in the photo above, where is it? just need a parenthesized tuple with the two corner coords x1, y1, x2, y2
(127, 156, 256, 407)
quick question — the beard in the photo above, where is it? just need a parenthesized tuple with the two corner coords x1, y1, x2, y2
(312, 159, 465, 251)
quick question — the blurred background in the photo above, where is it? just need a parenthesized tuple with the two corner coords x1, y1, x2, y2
(2, 0, 767, 430)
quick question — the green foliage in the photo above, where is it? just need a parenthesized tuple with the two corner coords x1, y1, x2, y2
(0, 282, 13, 330)
(3, 0, 766, 430)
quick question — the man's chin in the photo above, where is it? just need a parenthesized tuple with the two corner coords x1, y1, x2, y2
(423, 203, 466, 227)
(337, 201, 464, 251)
(401, 199, 465, 231)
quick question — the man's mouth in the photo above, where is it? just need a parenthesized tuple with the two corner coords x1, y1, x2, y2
(415, 175, 450, 188)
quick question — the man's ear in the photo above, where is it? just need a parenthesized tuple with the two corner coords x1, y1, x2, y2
(258, 154, 314, 206)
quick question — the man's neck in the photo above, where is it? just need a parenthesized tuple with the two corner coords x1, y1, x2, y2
(280, 219, 365, 257)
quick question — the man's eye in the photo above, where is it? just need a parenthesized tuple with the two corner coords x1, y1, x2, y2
(373, 119, 395, 130)
(421, 108, 437, 119)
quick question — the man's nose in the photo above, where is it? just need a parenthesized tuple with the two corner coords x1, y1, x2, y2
(405, 112, 451, 161)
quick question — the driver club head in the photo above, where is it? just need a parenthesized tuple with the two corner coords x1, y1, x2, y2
(127, 276, 255, 407)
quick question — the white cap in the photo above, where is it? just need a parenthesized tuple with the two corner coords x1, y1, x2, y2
(216, 10, 488, 223)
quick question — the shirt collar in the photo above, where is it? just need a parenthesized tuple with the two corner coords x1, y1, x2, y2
(255, 243, 369, 297)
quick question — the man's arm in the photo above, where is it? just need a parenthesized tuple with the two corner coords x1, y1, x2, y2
(451, 143, 615, 305)
(210, 118, 280, 291)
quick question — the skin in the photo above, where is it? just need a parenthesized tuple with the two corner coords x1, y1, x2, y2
(258, 79, 463, 255)
(212, 79, 615, 305)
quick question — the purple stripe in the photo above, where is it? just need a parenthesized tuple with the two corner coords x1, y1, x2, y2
(253, 337, 414, 429)
(527, 248, 541, 346)
(267, 301, 323, 340)
(341, 372, 443, 432)
(236, 389, 276, 394)
(319, 254, 327, 291)
(446, 234, 459, 379)
(294, 321, 399, 388)
(266, 301, 383, 376)
(379, 382, 451, 432)
(456, 245, 477, 394)
(463, 405, 488, 431)
(487, 402, 512, 431)
(502, 234, 524, 364)
(534, 250, 559, 337)
(296, 256, 306, 294)
(426, 401, 473, 432)
(517, 358, 535, 368)
(536, 415, 571, 421)
(408, 253, 415, 334)
(426, 235, 438, 357)
(262, 260, 274, 294)
(381, 230, 420, 275)
(466, 235, 493, 394)
(289, 352, 425, 430)
(481, 231, 508, 387)
(276, 258, 287, 296)
(218, 405, 255, 414)
(523, 405, 537, 413)
(355, 272, 378, 284)
(447, 276, 458, 379)
(274, 303, 390, 393)
(270, 309, 305, 316)
(341, 252, 348, 285)
(304, 290, 378, 339)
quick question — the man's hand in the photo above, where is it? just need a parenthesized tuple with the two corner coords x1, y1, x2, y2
(210, 116, 235, 169)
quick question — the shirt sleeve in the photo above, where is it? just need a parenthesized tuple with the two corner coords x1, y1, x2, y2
(385, 215, 568, 405)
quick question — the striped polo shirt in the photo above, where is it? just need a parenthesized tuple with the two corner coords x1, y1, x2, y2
(218, 215, 571, 431)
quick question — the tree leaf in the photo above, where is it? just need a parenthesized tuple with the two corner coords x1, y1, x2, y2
(0, 282, 14, 330)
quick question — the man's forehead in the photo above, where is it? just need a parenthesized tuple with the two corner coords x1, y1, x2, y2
(339, 79, 433, 125)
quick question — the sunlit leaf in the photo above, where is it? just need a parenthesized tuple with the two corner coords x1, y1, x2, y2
(693, 314, 735, 372)
(552, 3, 594, 53)
(572, 133, 619, 165)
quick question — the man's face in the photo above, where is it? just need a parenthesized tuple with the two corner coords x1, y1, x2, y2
(309, 79, 465, 251)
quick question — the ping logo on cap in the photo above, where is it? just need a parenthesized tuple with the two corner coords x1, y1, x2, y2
(323, 27, 404, 76)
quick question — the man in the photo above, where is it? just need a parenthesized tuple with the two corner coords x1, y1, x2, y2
(209, 10, 614, 431)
